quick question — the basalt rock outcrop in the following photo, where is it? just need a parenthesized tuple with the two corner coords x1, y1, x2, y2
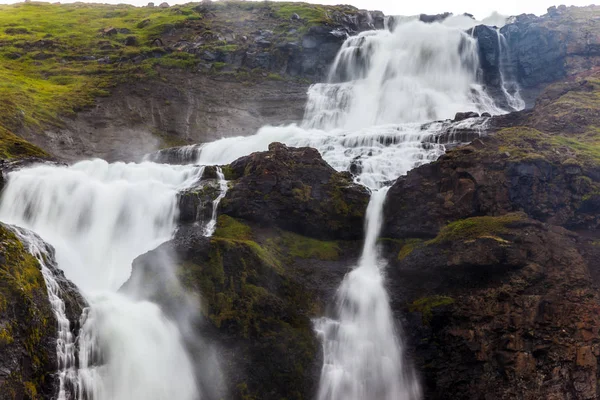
(380, 70, 600, 399)
(0, 224, 84, 400)
(474, 5, 600, 103)
(198, 142, 370, 240)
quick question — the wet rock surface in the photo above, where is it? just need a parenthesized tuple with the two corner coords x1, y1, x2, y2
(220, 142, 370, 240)
(0, 224, 84, 400)
(381, 70, 600, 399)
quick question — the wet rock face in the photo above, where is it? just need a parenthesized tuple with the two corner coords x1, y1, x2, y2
(0, 225, 84, 400)
(473, 5, 600, 92)
(500, 21, 567, 88)
(386, 218, 600, 399)
(381, 71, 600, 399)
(221, 142, 371, 240)
(132, 216, 361, 400)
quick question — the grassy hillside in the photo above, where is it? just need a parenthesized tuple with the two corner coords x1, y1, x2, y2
(0, 1, 357, 159)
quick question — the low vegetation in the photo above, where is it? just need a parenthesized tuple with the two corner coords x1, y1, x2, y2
(0, 1, 356, 158)
(428, 214, 525, 244)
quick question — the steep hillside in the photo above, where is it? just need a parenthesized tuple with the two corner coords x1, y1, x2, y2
(0, 1, 380, 161)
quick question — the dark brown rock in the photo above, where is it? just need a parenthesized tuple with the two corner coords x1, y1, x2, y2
(221, 142, 370, 240)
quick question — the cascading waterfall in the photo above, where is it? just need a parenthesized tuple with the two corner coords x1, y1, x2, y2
(496, 29, 526, 111)
(203, 166, 228, 237)
(8, 226, 79, 400)
(192, 18, 515, 400)
(0, 159, 208, 400)
(195, 20, 503, 187)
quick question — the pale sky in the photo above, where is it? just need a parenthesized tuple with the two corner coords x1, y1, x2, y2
(0, 0, 596, 19)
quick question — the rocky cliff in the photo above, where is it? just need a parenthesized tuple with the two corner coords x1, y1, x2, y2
(132, 69, 600, 400)
(381, 68, 600, 399)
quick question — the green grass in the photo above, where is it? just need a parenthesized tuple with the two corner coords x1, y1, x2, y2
(409, 296, 455, 324)
(0, 1, 204, 154)
(428, 214, 525, 244)
(0, 1, 360, 158)
(214, 215, 253, 241)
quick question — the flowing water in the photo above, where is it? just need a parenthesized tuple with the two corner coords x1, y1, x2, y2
(192, 18, 521, 400)
(0, 17, 523, 400)
(496, 29, 526, 111)
(0, 159, 206, 400)
(8, 226, 79, 399)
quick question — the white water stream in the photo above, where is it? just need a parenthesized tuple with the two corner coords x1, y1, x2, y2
(0, 159, 205, 400)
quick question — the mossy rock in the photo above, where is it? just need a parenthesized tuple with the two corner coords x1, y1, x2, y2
(0, 224, 57, 399)
(428, 213, 526, 245)
(409, 295, 455, 324)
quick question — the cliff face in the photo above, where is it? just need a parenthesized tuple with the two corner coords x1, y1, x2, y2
(381, 69, 600, 399)
(4, 2, 600, 400)
(133, 144, 369, 400)
(475, 5, 600, 106)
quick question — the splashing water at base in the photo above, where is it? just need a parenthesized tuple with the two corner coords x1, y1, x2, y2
(314, 188, 420, 400)
(0, 159, 207, 400)
(77, 293, 198, 400)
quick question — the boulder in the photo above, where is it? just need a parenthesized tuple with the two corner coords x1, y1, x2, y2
(219, 142, 370, 240)
(158, 2, 169, 8)
(419, 12, 452, 23)
(100, 27, 117, 36)
(124, 36, 138, 46)
(453, 111, 479, 121)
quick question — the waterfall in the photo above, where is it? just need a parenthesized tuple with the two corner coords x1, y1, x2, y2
(8, 226, 80, 400)
(0, 16, 522, 400)
(191, 18, 514, 400)
(196, 20, 504, 188)
(0, 159, 210, 400)
(314, 188, 420, 400)
(203, 166, 228, 237)
(496, 29, 526, 111)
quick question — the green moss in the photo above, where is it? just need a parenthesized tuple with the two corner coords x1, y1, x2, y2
(428, 214, 525, 245)
(0, 326, 14, 346)
(292, 184, 312, 202)
(0, 224, 53, 397)
(23, 381, 37, 398)
(220, 165, 238, 181)
(397, 239, 423, 261)
(277, 231, 340, 261)
(266, 72, 285, 81)
(409, 296, 455, 324)
(214, 215, 252, 241)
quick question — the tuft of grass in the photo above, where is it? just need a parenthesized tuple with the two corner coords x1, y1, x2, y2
(0, 126, 48, 159)
(409, 296, 455, 324)
(278, 231, 340, 261)
(214, 215, 252, 241)
(428, 214, 525, 244)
